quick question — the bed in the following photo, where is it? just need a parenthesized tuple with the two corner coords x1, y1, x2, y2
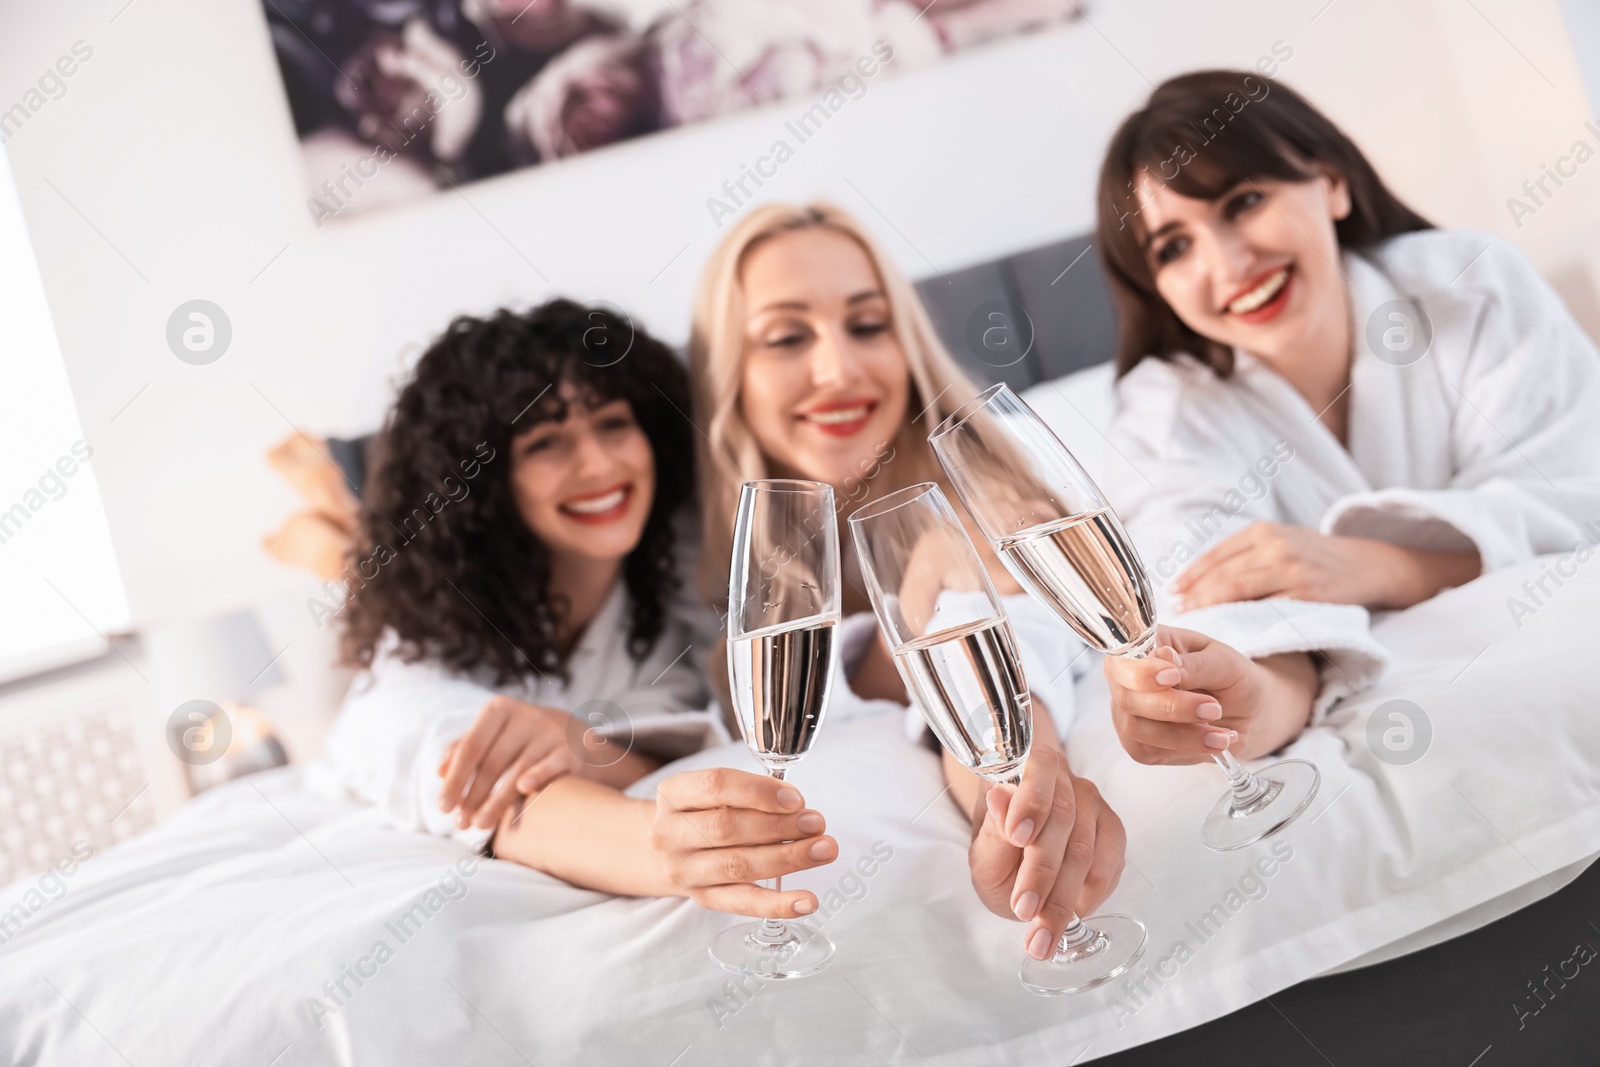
(11, 235, 1597, 1063)
(3, 540, 1597, 1065)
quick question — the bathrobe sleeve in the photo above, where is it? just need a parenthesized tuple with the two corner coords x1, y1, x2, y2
(555, 573, 725, 762)
(579, 617, 729, 763)
(663, 509, 728, 708)
(1112, 358, 1388, 720)
(323, 635, 496, 851)
(1323, 236, 1600, 569)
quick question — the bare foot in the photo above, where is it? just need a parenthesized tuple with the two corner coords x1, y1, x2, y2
(263, 510, 357, 582)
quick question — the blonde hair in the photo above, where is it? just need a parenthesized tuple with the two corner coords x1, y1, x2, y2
(688, 201, 982, 612)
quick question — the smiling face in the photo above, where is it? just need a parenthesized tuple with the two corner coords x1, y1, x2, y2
(1136, 173, 1352, 370)
(509, 392, 655, 567)
(736, 227, 911, 491)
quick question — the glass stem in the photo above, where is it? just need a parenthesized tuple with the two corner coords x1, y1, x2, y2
(757, 767, 790, 943)
(1126, 640, 1269, 806)
(1213, 749, 1269, 804)
(1057, 916, 1096, 956)
(1003, 772, 1100, 958)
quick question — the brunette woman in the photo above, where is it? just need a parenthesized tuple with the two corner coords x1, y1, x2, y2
(1095, 71, 1600, 765)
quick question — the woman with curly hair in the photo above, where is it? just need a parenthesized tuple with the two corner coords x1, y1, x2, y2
(324, 300, 844, 904)
(325, 297, 706, 834)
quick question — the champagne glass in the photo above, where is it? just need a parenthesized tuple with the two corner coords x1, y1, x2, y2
(713, 479, 840, 979)
(929, 384, 1319, 852)
(849, 481, 1146, 995)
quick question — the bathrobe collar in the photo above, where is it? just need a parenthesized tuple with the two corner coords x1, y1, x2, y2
(515, 579, 629, 704)
(1226, 248, 1427, 497)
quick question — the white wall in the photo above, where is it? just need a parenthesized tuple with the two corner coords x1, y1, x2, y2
(2, 0, 1596, 631)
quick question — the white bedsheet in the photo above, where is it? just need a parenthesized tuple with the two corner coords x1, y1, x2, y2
(2, 554, 1597, 1065)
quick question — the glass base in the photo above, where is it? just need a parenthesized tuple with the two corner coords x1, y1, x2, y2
(709, 919, 834, 980)
(1201, 758, 1320, 852)
(1017, 914, 1147, 996)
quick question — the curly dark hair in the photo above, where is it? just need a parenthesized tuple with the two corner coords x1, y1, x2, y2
(339, 298, 695, 686)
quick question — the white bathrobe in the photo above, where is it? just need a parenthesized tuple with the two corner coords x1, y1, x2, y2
(1111, 229, 1600, 716)
(324, 582, 727, 851)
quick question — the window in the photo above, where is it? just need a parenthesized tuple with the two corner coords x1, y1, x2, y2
(0, 147, 130, 682)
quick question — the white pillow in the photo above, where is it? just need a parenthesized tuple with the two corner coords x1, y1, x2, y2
(1019, 363, 1143, 504)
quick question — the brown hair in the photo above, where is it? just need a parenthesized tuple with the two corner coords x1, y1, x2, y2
(1096, 70, 1433, 377)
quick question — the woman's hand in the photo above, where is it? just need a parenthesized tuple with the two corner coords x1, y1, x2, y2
(965, 746, 1126, 961)
(1104, 626, 1318, 764)
(438, 695, 609, 831)
(649, 768, 837, 918)
(1174, 522, 1480, 611)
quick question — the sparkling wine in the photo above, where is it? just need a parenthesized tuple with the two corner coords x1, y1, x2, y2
(997, 509, 1156, 655)
(893, 617, 1032, 781)
(728, 618, 837, 768)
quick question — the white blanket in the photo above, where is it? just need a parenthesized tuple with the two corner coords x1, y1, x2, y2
(2, 554, 1597, 1064)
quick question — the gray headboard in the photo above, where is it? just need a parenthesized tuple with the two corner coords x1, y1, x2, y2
(913, 233, 1120, 391)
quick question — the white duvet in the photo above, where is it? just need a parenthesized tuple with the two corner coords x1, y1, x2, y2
(2, 553, 1597, 1065)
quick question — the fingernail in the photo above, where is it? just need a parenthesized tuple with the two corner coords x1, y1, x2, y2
(1196, 701, 1223, 721)
(1013, 891, 1040, 921)
(793, 897, 815, 915)
(456, 814, 469, 828)
(776, 787, 802, 810)
(797, 811, 824, 834)
(808, 838, 835, 860)
(1010, 818, 1035, 847)
(1154, 668, 1181, 686)
(1204, 730, 1233, 750)
(1027, 927, 1054, 961)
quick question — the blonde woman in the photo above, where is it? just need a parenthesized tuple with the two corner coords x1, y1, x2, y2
(684, 202, 1128, 963)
